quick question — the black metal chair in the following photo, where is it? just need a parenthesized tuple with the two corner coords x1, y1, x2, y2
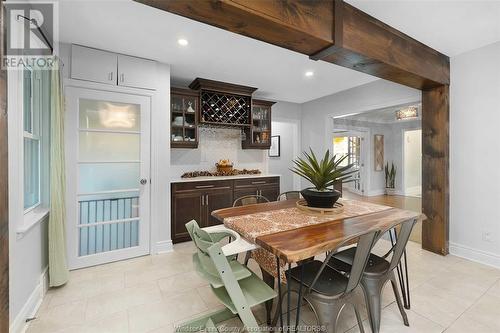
(327, 219, 417, 333)
(280, 229, 380, 333)
(277, 191, 302, 201)
(233, 194, 270, 207)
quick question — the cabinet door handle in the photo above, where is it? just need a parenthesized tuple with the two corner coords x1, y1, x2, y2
(120, 73, 124, 83)
(201, 195, 204, 206)
(195, 185, 215, 189)
(252, 181, 266, 185)
(108, 72, 113, 81)
(206, 194, 209, 206)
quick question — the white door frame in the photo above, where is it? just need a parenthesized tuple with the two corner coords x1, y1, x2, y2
(332, 127, 369, 195)
(65, 85, 152, 269)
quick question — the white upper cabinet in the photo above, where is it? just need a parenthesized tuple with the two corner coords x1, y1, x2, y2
(70, 45, 156, 90)
(71, 45, 117, 85)
(118, 55, 156, 90)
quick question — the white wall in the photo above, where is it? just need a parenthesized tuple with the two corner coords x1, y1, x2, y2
(301, 79, 421, 188)
(450, 41, 500, 267)
(268, 101, 302, 192)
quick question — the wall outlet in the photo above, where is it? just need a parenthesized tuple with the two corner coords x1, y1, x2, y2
(482, 230, 494, 243)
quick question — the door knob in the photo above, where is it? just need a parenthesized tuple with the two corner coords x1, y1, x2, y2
(140, 178, 148, 185)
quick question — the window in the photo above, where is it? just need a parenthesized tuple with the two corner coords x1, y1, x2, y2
(23, 67, 42, 211)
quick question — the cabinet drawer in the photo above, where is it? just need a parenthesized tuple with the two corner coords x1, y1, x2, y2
(172, 180, 233, 193)
(234, 177, 279, 188)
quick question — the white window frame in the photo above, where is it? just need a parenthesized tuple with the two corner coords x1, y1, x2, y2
(23, 66, 42, 214)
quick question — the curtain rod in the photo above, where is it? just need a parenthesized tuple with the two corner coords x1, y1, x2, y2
(16, 14, 54, 54)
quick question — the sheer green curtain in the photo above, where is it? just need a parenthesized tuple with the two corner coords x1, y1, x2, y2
(49, 58, 69, 286)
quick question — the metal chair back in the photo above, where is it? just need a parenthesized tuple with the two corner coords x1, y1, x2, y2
(388, 219, 418, 272)
(233, 194, 269, 207)
(277, 191, 302, 201)
(309, 229, 380, 296)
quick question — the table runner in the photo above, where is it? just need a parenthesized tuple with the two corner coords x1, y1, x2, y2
(223, 199, 392, 279)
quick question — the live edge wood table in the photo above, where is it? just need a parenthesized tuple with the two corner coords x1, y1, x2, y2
(212, 199, 424, 330)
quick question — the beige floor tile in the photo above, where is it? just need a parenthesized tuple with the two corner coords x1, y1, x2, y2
(128, 289, 207, 332)
(147, 323, 175, 333)
(124, 262, 191, 288)
(444, 315, 497, 333)
(50, 310, 129, 333)
(486, 278, 500, 298)
(346, 303, 444, 333)
(459, 293, 500, 331)
(27, 300, 87, 333)
(33, 241, 500, 333)
(86, 282, 162, 320)
(48, 272, 125, 307)
(408, 283, 472, 327)
(158, 271, 208, 297)
(196, 285, 223, 307)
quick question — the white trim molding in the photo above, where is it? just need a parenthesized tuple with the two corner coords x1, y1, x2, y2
(155, 240, 173, 254)
(450, 242, 500, 269)
(10, 267, 49, 333)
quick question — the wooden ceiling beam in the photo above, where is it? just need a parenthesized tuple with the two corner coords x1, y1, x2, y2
(136, 0, 335, 55)
(136, 0, 449, 89)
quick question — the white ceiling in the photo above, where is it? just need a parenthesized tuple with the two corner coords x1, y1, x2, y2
(57, 0, 378, 104)
(57, 1, 500, 104)
(337, 103, 422, 124)
(346, 0, 500, 57)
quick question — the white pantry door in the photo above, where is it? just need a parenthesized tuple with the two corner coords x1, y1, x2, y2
(65, 87, 151, 269)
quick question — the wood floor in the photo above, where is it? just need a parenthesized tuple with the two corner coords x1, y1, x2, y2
(343, 191, 422, 243)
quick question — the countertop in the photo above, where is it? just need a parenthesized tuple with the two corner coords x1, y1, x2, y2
(170, 173, 281, 183)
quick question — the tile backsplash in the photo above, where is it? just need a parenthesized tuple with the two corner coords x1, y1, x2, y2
(170, 127, 267, 179)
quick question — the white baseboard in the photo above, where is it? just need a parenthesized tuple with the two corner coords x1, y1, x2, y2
(154, 240, 173, 254)
(10, 267, 49, 333)
(450, 242, 500, 269)
(366, 189, 386, 196)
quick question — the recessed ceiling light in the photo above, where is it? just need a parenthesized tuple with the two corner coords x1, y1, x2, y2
(177, 38, 189, 46)
(305, 71, 314, 77)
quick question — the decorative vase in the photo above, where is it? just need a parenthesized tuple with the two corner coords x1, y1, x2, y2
(385, 188, 397, 196)
(301, 188, 341, 208)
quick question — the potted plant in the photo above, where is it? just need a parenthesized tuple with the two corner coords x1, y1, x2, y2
(291, 149, 357, 208)
(385, 162, 397, 195)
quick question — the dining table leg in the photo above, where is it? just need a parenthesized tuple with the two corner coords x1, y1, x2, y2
(276, 257, 284, 329)
(274, 257, 305, 333)
(261, 269, 275, 325)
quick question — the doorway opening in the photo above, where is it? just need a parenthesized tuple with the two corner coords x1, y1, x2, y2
(403, 129, 422, 197)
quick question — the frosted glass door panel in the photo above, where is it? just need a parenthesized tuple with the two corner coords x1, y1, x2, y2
(79, 163, 140, 193)
(79, 131, 140, 162)
(79, 99, 140, 131)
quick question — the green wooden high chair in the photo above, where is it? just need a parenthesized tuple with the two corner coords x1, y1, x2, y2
(175, 220, 277, 332)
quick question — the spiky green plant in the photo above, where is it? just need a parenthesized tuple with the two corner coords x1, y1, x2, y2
(291, 149, 358, 191)
(385, 162, 396, 188)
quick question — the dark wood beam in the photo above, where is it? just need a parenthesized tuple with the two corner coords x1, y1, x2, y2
(137, 0, 335, 55)
(422, 85, 449, 254)
(0, 2, 8, 331)
(135, 0, 450, 255)
(313, 2, 449, 90)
